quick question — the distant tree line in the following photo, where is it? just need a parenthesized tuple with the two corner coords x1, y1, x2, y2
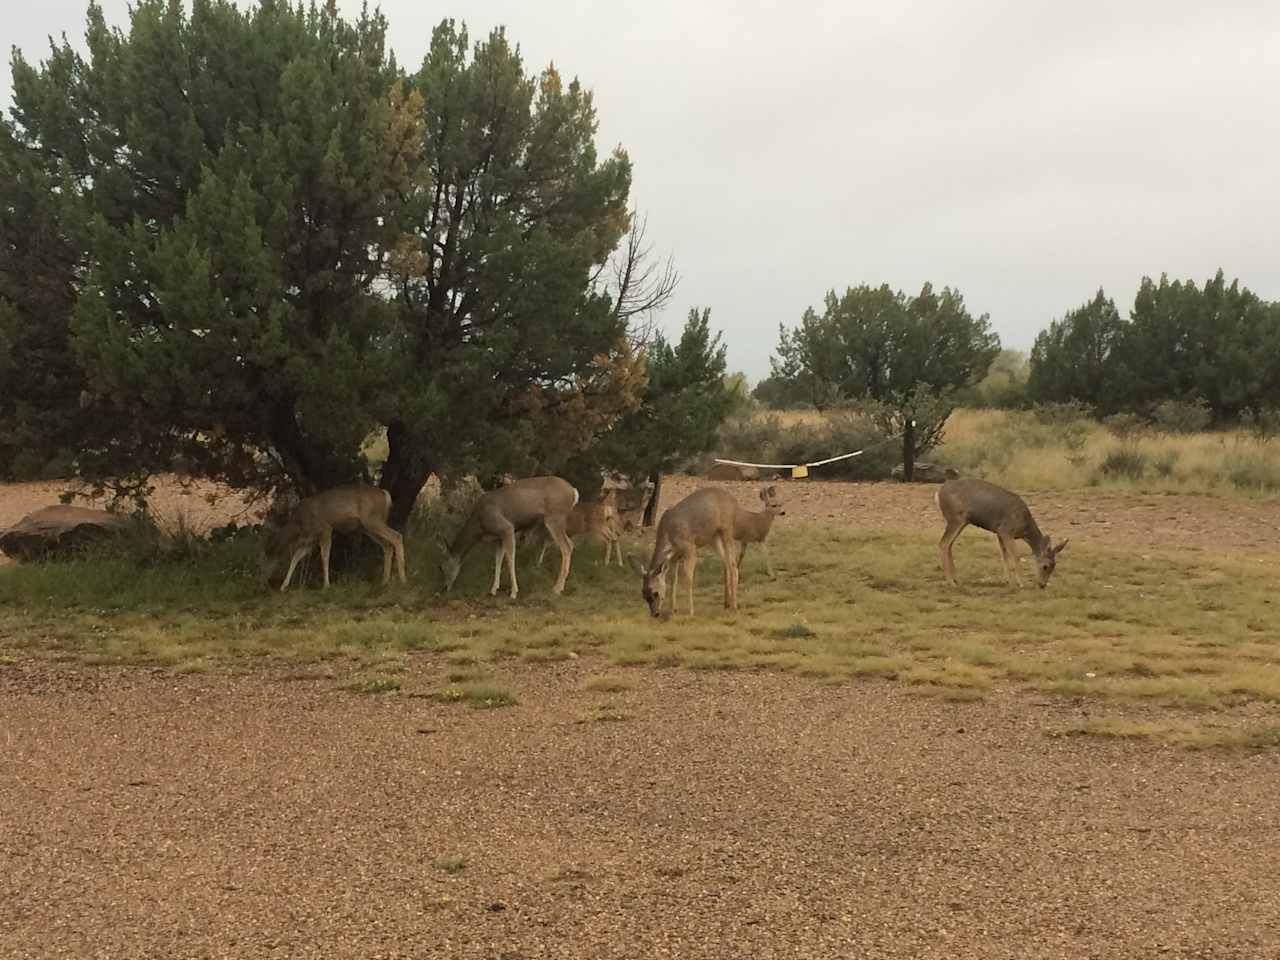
(0, 1, 733, 522)
(756, 270, 1280, 426)
(1027, 271, 1280, 420)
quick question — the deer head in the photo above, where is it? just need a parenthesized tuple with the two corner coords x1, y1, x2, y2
(437, 538, 462, 591)
(628, 555, 670, 618)
(1035, 538, 1069, 589)
(760, 485, 786, 516)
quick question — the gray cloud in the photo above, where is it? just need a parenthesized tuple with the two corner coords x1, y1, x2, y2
(6, 0, 1278, 378)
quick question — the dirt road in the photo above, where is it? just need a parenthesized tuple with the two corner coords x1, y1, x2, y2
(2, 659, 1277, 959)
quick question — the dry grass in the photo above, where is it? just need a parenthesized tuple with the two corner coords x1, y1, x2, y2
(938, 408, 1280, 494)
(2, 515, 1277, 748)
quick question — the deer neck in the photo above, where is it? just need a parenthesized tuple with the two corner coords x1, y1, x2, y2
(1023, 520, 1051, 558)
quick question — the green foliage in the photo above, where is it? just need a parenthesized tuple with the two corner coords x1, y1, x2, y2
(716, 411, 900, 480)
(963, 349, 1029, 409)
(1027, 290, 1125, 411)
(567, 308, 733, 495)
(1029, 274, 1280, 420)
(770, 282, 1000, 408)
(1, 3, 639, 521)
(1151, 397, 1212, 434)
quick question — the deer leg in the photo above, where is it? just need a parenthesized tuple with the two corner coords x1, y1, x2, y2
(365, 523, 403, 586)
(763, 542, 775, 580)
(318, 530, 333, 589)
(543, 515, 572, 595)
(280, 545, 311, 592)
(391, 528, 406, 584)
(490, 542, 505, 596)
(536, 537, 550, 566)
(997, 533, 1022, 588)
(939, 520, 966, 586)
(504, 528, 520, 599)
(722, 534, 739, 611)
(683, 547, 698, 616)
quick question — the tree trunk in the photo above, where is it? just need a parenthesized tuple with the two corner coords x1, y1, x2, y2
(902, 417, 915, 482)
(380, 420, 433, 531)
(643, 471, 662, 527)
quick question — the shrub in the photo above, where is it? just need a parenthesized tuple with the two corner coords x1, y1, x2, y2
(716, 411, 900, 480)
(1099, 446, 1148, 480)
(1241, 407, 1280, 444)
(1152, 397, 1212, 434)
(1152, 449, 1180, 478)
(1032, 401, 1094, 426)
(1102, 413, 1145, 440)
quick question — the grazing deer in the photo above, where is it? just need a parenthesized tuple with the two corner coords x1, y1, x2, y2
(936, 477, 1069, 589)
(532, 489, 624, 567)
(439, 476, 578, 599)
(628, 487, 740, 617)
(263, 485, 406, 591)
(734, 484, 786, 579)
(612, 485, 649, 534)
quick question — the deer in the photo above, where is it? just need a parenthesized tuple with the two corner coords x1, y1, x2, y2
(936, 476, 1069, 589)
(531, 489, 624, 567)
(734, 484, 786, 579)
(262, 484, 406, 591)
(628, 486, 740, 618)
(439, 476, 578, 599)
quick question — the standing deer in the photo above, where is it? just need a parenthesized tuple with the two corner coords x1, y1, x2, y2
(532, 489, 624, 567)
(263, 485, 406, 591)
(734, 484, 786, 579)
(628, 486, 740, 617)
(439, 476, 578, 599)
(936, 477, 1069, 589)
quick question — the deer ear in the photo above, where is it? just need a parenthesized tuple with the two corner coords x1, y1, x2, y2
(1053, 539, 1070, 556)
(628, 556, 647, 577)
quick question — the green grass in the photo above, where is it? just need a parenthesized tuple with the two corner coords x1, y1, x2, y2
(433, 854, 467, 874)
(2, 522, 1278, 745)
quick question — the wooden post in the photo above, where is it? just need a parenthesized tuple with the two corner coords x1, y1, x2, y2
(903, 418, 915, 483)
(643, 471, 663, 527)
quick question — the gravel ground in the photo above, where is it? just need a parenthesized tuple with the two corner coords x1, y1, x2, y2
(2, 659, 1278, 960)
(3, 475, 1279, 958)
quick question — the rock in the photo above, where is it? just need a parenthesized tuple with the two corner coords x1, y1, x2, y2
(0, 505, 130, 562)
(706, 462, 761, 481)
(890, 462, 958, 484)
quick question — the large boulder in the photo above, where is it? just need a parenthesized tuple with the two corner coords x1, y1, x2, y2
(0, 505, 130, 562)
(890, 462, 958, 484)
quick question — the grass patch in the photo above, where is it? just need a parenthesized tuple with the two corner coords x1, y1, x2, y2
(431, 684, 518, 709)
(582, 675, 632, 693)
(3, 514, 1279, 746)
(433, 855, 467, 874)
(344, 674, 402, 695)
(1055, 718, 1280, 751)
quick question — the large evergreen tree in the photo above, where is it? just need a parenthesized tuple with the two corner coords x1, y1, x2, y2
(1026, 289, 1126, 411)
(1, 2, 645, 523)
(770, 283, 999, 407)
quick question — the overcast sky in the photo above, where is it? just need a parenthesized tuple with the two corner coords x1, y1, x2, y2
(5, 1, 1279, 379)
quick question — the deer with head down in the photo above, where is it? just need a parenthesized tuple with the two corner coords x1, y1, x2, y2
(628, 486, 740, 618)
(262, 484, 406, 591)
(439, 476, 578, 599)
(936, 476, 1068, 589)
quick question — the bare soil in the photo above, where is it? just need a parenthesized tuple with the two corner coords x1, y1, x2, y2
(661, 475, 1280, 556)
(3, 473, 1277, 558)
(2, 658, 1278, 960)
(2, 476, 1279, 958)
